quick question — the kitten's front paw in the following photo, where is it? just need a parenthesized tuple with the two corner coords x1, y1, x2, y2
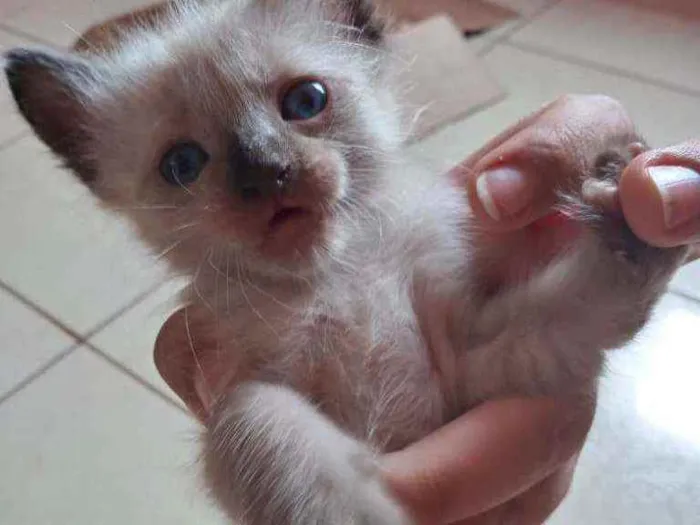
(562, 144, 688, 276)
(319, 448, 413, 525)
(204, 382, 412, 525)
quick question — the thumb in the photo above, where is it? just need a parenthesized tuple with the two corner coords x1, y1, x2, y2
(620, 140, 700, 248)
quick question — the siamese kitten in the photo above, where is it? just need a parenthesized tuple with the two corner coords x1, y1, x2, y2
(3, 0, 687, 523)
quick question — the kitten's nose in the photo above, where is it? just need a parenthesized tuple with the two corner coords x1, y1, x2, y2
(228, 135, 294, 201)
(230, 158, 293, 201)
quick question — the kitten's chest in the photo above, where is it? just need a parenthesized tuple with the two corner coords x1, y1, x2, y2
(222, 274, 451, 450)
(310, 290, 448, 449)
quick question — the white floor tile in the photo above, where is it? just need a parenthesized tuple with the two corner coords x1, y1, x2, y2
(0, 349, 227, 525)
(0, 30, 31, 146)
(90, 279, 189, 406)
(510, 0, 700, 94)
(0, 137, 168, 335)
(671, 261, 700, 302)
(2, 0, 159, 48)
(411, 45, 700, 170)
(549, 293, 700, 524)
(0, 0, 29, 19)
(0, 286, 75, 398)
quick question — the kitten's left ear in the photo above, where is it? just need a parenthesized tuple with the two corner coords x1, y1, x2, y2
(337, 0, 387, 44)
(4, 48, 99, 181)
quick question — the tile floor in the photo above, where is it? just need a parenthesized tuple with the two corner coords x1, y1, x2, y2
(0, 1, 699, 524)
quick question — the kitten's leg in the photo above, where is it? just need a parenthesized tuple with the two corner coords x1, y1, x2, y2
(458, 147, 689, 399)
(203, 382, 411, 525)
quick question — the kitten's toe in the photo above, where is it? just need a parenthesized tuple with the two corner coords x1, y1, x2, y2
(567, 147, 688, 276)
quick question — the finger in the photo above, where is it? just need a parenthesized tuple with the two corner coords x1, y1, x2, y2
(620, 140, 700, 248)
(450, 95, 638, 231)
(688, 245, 700, 263)
(450, 458, 578, 525)
(154, 307, 213, 422)
(381, 396, 595, 525)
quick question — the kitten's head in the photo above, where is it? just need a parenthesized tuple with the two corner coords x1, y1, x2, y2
(4, 0, 400, 277)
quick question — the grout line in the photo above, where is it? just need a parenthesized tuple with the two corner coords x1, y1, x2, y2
(0, 24, 56, 47)
(0, 132, 29, 153)
(85, 343, 193, 419)
(0, 345, 78, 406)
(0, 279, 167, 406)
(0, 278, 166, 344)
(0, 280, 86, 342)
(501, 40, 700, 100)
(478, 0, 566, 57)
(669, 288, 700, 306)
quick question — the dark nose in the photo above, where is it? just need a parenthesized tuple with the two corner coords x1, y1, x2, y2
(228, 134, 294, 202)
(230, 158, 293, 201)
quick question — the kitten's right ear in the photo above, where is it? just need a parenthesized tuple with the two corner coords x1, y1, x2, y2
(4, 48, 99, 181)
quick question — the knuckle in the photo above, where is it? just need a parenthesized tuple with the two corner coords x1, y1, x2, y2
(555, 93, 625, 113)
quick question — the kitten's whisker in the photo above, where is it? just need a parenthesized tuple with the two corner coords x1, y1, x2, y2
(184, 306, 215, 412)
(191, 247, 216, 313)
(225, 248, 231, 315)
(177, 181, 196, 197)
(112, 205, 181, 211)
(61, 22, 84, 40)
(170, 220, 201, 233)
(239, 267, 295, 312)
(235, 254, 280, 338)
(156, 239, 185, 260)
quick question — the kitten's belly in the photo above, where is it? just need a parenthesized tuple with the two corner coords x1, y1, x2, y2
(250, 319, 451, 452)
(301, 343, 447, 451)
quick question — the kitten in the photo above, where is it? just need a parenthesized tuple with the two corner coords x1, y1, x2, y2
(3, 0, 687, 523)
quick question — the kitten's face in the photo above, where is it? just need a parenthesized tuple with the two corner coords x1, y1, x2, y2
(5, 0, 400, 276)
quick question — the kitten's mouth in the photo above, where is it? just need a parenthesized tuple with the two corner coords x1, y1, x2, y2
(259, 204, 322, 259)
(268, 206, 310, 231)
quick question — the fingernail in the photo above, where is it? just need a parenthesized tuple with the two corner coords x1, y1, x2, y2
(476, 167, 533, 221)
(647, 166, 700, 230)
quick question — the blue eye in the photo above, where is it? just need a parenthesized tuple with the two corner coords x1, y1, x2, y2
(160, 142, 209, 186)
(281, 80, 328, 121)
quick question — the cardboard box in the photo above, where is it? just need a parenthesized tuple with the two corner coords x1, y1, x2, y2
(390, 15, 504, 141)
(620, 0, 700, 18)
(381, 0, 516, 32)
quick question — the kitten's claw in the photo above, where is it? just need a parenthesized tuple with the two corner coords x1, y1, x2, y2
(571, 146, 687, 273)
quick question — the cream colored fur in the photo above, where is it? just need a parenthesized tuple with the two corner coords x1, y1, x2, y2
(4, 1, 688, 523)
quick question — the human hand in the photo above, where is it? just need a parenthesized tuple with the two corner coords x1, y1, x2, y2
(455, 94, 700, 258)
(388, 94, 699, 525)
(154, 310, 595, 525)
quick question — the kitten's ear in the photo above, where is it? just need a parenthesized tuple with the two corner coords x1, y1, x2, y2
(326, 0, 385, 44)
(4, 48, 99, 181)
(345, 0, 385, 44)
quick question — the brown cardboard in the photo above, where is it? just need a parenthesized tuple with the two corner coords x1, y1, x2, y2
(382, 0, 517, 32)
(390, 15, 504, 141)
(620, 0, 700, 18)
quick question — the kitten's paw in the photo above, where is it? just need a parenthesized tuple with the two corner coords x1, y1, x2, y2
(561, 144, 688, 276)
(321, 448, 413, 525)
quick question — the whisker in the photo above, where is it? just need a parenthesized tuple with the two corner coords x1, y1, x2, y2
(226, 248, 231, 314)
(156, 239, 185, 260)
(112, 205, 182, 211)
(170, 220, 201, 233)
(235, 254, 280, 338)
(184, 306, 214, 410)
(191, 246, 216, 313)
